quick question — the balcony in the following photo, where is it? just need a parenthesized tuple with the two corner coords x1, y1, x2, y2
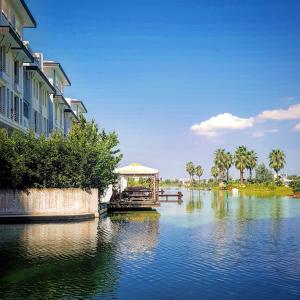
(0, 60, 9, 83)
(0, 23, 34, 63)
(54, 84, 63, 96)
(14, 81, 23, 94)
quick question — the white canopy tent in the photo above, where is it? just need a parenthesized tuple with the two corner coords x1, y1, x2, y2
(114, 163, 159, 176)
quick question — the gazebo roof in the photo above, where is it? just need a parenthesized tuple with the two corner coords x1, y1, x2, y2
(114, 163, 159, 176)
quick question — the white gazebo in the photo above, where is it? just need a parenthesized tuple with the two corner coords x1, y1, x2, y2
(111, 163, 160, 209)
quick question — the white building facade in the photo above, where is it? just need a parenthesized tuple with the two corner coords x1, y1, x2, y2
(0, 0, 87, 136)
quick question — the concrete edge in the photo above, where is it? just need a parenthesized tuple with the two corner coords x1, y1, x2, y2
(0, 213, 96, 224)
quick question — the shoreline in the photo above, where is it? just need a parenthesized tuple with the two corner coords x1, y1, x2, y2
(159, 184, 297, 198)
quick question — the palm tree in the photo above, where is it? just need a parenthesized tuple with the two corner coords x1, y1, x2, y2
(211, 165, 219, 182)
(234, 146, 248, 184)
(194, 165, 204, 184)
(214, 149, 226, 181)
(186, 161, 195, 185)
(269, 149, 286, 178)
(224, 152, 233, 182)
(247, 150, 257, 181)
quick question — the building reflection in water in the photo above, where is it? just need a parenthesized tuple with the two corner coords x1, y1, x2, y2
(0, 211, 160, 299)
(20, 220, 98, 258)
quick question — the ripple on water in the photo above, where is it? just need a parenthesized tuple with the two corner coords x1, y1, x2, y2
(1, 191, 300, 299)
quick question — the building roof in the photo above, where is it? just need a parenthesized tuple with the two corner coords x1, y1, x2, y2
(43, 61, 71, 86)
(66, 98, 88, 113)
(115, 163, 159, 176)
(16, 0, 37, 28)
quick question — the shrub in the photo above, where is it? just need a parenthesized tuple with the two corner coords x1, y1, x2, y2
(254, 163, 274, 184)
(290, 180, 300, 194)
(0, 116, 122, 193)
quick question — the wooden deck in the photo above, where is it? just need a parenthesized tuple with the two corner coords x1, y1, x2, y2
(108, 187, 183, 212)
(108, 200, 159, 211)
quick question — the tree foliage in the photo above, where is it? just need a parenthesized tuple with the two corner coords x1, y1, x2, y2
(0, 116, 122, 194)
(290, 179, 300, 194)
(194, 165, 203, 183)
(234, 146, 248, 184)
(269, 149, 286, 177)
(254, 163, 273, 184)
(186, 161, 195, 183)
(214, 149, 233, 182)
(247, 150, 258, 181)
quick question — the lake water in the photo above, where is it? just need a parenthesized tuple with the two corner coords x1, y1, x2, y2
(1, 189, 300, 299)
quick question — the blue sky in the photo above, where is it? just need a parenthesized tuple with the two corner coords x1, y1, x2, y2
(26, 0, 300, 178)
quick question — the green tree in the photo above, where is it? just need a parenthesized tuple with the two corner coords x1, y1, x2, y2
(211, 165, 218, 182)
(234, 146, 248, 184)
(290, 179, 300, 194)
(269, 149, 286, 178)
(186, 161, 195, 185)
(194, 165, 204, 184)
(254, 163, 273, 184)
(224, 152, 233, 182)
(247, 150, 258, 181)
(214, 149, 226, 181)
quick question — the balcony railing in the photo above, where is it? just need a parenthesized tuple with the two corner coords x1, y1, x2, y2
(10, 109, 19, 123)
(23, 116, 29, 129)
(0, 99, 5, 115)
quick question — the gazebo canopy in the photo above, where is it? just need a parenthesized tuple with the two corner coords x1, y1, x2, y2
(114, 163, 159, 176)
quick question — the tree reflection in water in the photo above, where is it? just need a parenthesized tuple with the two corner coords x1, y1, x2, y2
(211, 191, 230, 219)
(186, 190, 203, 213)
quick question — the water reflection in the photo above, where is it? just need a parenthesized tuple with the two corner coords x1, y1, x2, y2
(0, 211, 160, 299)
(211, 191, 230, 219)
(109, 212, 160, 256)
(186, 190, 203, 213)
(1, 192, 300, 300)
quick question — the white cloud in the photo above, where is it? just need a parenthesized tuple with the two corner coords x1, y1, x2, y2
(191, 113, 254, 137)
(252, 129, 279, 138)
(294, 123, 300, 132)
(258, 103, 300, 120)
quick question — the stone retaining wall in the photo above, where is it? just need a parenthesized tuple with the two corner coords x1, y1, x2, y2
(0, 189, 99, 219)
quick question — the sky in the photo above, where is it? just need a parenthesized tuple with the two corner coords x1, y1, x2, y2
(25, 0, 300, 178)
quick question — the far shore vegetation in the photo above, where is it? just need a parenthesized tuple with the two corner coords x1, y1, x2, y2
(161, 146, 300, 197)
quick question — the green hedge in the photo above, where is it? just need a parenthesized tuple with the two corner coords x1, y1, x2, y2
(0, 116, 122, 193)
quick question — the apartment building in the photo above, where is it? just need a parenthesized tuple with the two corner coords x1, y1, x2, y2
(0, 0, 87, 136)
(0, 0, 35, 132)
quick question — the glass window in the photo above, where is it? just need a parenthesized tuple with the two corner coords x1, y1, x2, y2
(23, 101, 29, 119)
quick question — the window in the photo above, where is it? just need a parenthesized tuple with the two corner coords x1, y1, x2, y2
(0, 86, 5, 115)
(23, 101, 29, 119)
(0, 46, 6, 72)
(14, 61, 19, 84)
(34, 111, 38, 133)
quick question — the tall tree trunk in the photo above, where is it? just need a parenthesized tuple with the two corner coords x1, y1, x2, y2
(240, 170, 244, 184)
(249, 168, 252, 181)
(226, 169, 229, 182)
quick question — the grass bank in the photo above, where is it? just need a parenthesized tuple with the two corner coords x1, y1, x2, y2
(160, 181, 294, 197)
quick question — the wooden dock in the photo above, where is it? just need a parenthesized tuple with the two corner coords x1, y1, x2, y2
(159, 191, 183, 203)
